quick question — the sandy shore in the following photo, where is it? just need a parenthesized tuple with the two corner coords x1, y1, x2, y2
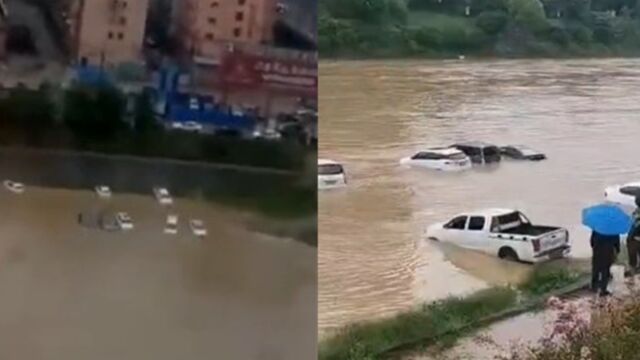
(0, 186, 316, 359)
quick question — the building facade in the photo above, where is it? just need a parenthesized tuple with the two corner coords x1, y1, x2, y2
(70, 0, 150, 66)
(173, 0, 278, 63)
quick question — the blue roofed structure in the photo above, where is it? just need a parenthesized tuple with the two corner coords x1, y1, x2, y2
(165, 92, 255, 132)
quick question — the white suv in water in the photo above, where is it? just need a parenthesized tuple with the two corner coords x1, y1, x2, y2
(318, 159, 346, 190)
(605, 182, 640, 208)
(400, 147, 472, 171)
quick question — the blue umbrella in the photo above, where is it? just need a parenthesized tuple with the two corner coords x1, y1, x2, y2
(582, 203, 632, 236)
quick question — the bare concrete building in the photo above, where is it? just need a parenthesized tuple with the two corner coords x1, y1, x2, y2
(69, 0, 150, 66)
(173, 0, 278, 63)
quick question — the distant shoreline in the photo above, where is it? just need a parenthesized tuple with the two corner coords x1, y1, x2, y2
(0, 145, 299, 176)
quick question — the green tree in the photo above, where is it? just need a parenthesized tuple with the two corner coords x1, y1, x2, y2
(3, 88, 55, 146)
(134, 92, 157, 135)
(63, 86, 125, 145)
(507, 0, 549, 32)
(476, 10, 509, 34)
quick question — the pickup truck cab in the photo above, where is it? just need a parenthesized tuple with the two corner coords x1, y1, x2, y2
(426, 209, 570, 263)
(451, 142, 501, 164)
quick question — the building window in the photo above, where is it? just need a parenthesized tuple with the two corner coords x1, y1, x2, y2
(205, 33, 214, 41)
(119, 16, 127, 25)
(211, 1, 218, 7)
(108, 31, 114, 39)
(238, 0, 245, 5)
(117, 32, 124, 40)
(233, 27, 241, 37)
(235, 11, 243, 21)
(208, 17, 216, 25)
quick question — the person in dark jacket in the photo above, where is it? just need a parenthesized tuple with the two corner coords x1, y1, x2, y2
(627, 196, 640, 273)
(591, 231, 620, 296)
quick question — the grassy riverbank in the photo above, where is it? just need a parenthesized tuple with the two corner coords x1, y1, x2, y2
(320, 0, 640, 59)
(319, 266, 589, 360)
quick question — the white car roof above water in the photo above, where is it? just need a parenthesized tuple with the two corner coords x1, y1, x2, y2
(418, 147, 464, 155)
(318, 159, 341, 165)
(456, 208, 516, 217)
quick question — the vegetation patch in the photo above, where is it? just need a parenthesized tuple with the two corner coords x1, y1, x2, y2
(319, 266, 590, 360)
(320, 0, 640, 59)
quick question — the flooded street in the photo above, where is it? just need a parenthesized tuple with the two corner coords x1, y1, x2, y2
(319, 58, 640, 333)
(0, 186, 316, 359)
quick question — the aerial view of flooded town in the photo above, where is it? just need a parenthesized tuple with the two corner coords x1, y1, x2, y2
(318, 0, 640, 359)
(0, 0, 317, 359)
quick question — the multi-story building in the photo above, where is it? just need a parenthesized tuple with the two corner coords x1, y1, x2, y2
(69, 0, 150, 66)
(0, 0, 7, 60)
(173, 0, 278, 63)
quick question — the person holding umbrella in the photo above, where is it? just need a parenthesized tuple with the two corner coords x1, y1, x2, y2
(627, 196, 640, 273)
(583, 203, 633, 296)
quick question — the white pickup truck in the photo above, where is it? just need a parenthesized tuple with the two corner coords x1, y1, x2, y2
(426, 209, 570, 263)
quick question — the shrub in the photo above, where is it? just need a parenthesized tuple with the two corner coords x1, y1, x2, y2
(476, 10, 510, 35)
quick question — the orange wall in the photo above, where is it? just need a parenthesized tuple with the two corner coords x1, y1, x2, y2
(75, 0, 150, 65)
(175, 0, 277, 61)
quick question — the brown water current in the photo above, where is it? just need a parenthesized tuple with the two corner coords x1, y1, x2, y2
(0, 187, 316, 359)
(319, 58, 640, 334)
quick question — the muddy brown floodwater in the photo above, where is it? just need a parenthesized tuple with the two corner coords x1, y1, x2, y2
(319, 58, 640, 334)
(0, 187, 316, 359)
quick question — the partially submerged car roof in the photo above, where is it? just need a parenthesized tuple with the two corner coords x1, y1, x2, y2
(318, 159, 341, 166)
(456, 208, 517, 217)
(420, 147, 465, 155)
(452, 141, 498, 149)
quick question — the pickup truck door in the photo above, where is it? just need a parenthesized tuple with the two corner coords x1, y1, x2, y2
(465, 216, 488, 251)
(441, 216, 468, 245)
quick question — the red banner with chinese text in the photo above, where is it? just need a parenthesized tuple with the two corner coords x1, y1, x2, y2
(219, 51, 317, 96)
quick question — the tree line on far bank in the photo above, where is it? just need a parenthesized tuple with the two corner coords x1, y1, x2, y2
(319, 0, 640, 58)
(0, 84, 310, 171)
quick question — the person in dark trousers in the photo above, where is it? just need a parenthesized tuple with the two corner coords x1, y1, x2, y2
(627, 196, 640, 273)
(591, 231, 620, 296)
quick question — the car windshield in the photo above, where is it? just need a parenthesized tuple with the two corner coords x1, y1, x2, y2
(620, 186, 640, 197)
(319, 164, 344, 175)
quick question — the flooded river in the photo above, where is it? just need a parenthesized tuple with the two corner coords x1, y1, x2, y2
(0, 153, 316, 359)
(319, 58, 640, 333)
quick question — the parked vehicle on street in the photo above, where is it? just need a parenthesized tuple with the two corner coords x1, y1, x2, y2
(116, 212, 134, 230)
(318, 159, 347, 190)
(426, 208, 570, 263)
(400, 147, 471, 171)
(153, 187, 173, 205)
(190, 219, 207, 237)
(450, 142, 501, 164)
(95, 185, 112, 198)
(500, 145, 547, 161)
(4, 180, 25, 194)
(605, 182, 640, 208)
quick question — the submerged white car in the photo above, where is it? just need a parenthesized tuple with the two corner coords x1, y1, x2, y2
(153, 187, 173, 205)
(605, 182, 640, 208)
(115, 212, 134, 231)
(165, 214, 179, 235)
(318, 159, 347, 190)
(426, 209, 570, 263)
(400, 148, 472, 171)
(4, 180, 25, 194)
(190, 219, 207, 237)
(95, 185, 112, 198)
